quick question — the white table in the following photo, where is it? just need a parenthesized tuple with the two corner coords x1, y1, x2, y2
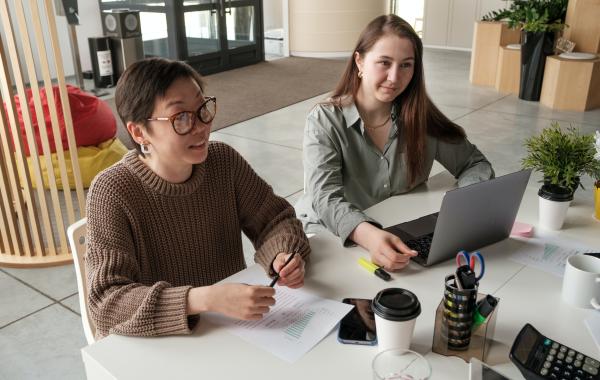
(81, 171, 600, 379)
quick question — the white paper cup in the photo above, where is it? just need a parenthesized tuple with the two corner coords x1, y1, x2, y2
(538, 195, 571, 230)
(562, 255, 600, 309)
(372, 288, 421, 352)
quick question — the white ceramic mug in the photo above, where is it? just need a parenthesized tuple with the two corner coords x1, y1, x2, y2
(561, 255, 600, 309)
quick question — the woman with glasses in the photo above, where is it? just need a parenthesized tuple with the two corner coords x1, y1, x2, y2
(296, 15, 493, 272)
(86, 58, 310, 339)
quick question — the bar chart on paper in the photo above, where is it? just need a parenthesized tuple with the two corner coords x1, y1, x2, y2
(285, 311, 315, 340)
(203, 268, 353, 363)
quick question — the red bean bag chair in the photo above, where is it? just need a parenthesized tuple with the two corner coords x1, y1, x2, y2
(5, 85, 116, 155)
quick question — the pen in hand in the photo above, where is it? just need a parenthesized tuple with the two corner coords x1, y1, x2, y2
(269, 252, 297, 287)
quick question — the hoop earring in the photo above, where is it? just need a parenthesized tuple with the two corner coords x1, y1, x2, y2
(358, 71, 363, 79)
(140, 143, 151, 154)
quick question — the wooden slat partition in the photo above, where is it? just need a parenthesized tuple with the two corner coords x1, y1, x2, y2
(0, 5, 42, 259)
(43, 0, 86, 215)
(0, 0, 85, 267)
(0, 151, 15, 254)
(29, 0, 77, 226)
(0, 95, 27, 257)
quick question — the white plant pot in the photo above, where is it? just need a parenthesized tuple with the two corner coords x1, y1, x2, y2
(538, 195, 571, 230)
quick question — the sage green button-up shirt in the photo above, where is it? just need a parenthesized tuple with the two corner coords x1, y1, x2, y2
(295, 101, 494, 246)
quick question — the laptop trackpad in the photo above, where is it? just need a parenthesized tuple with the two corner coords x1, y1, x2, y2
(385, 213, 438, 240)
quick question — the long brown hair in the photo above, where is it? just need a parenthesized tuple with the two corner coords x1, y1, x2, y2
(330, 14, 465, 185)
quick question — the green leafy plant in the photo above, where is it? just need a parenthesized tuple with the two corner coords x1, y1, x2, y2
(481, 8, 512, 22)
(517, 3, 567, 32)
(522, 122, 600, 192)
(481, 0, 568, 33)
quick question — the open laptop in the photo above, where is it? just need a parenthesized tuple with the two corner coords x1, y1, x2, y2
(384, 169, 532, 266)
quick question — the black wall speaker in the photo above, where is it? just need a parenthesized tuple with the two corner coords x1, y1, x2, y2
(101, 9, 141, 39)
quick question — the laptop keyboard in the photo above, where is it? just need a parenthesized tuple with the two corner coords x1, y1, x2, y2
(405, 233, 433, 264)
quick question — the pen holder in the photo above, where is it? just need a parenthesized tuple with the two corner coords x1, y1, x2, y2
(440, 274, 478, 350)
(432, 285, 499, 362)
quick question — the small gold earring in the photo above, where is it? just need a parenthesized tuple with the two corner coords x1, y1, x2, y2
(358, 71, 363, 79)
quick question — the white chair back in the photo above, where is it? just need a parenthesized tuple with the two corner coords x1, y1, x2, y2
(67, 218, 96, 344)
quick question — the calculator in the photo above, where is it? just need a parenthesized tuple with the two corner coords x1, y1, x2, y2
(509, 323, 600, 380)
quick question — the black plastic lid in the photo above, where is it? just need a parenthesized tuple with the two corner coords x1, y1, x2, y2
(372, 288, 421, 322)
(538, 185, 573, 202)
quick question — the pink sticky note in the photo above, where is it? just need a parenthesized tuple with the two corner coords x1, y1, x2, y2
(511, 221, 533, 237)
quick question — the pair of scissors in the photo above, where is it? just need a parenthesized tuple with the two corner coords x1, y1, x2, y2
(455, 250, 485, 281)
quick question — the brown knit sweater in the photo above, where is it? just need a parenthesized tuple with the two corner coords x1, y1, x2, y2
(86, 142, 310, 339)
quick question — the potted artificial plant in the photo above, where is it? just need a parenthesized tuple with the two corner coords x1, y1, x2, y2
(522, 122, 600, 230)
(512, 0, 567, 101)
(483, 0, 568, 101)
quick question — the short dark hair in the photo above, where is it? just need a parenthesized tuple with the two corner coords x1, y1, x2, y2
(114, 57, 205, 155)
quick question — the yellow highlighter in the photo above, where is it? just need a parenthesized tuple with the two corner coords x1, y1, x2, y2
(358, 258, 391, 281)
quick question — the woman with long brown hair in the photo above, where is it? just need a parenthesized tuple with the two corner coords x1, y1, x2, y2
(296, 15, 493, 271)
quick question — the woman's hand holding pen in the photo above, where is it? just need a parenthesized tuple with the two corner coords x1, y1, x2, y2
(186, 283, 275, 320)
(351, 222, 417, 271)
(272, 252, 305, 288)
(186, 253, 304, 320)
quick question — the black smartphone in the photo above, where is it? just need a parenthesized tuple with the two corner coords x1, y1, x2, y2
(337, 298, 377, 346)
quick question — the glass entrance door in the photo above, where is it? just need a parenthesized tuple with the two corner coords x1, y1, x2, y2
(98, 0, 264, 75)
(183, 0, 263, 74)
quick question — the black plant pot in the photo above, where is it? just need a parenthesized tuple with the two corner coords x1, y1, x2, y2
(519, 31, 555, 101)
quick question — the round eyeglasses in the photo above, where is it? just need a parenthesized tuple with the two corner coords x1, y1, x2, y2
(146, 96, 216, 135)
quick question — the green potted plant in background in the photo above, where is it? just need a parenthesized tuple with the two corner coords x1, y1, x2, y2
(512, 0, 568, 101)
(482, 0, 568, 101)
(522, 122, 600, 230)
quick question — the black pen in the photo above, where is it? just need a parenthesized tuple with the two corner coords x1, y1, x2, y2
(269, 252, 297, 287)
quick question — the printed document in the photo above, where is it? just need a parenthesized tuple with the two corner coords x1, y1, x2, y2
(204, 266, 353, 363)
(508, 234, 594, 277)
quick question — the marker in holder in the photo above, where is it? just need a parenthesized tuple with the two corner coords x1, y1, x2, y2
(432, 276, 499, 362)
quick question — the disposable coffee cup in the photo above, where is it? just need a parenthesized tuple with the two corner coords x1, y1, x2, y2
(538, 188, 572, 230)
(372, 288, 421, 352)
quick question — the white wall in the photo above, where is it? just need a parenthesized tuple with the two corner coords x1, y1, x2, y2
(76, 0, 103, 73)
(289, 0, 387, 57)
(422, 0, 511, 50)
(1, 1, 72, 82)
(0, 0, 102, 84)
(263, 0, 283, 31)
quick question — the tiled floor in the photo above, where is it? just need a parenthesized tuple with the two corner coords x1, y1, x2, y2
(1, 49, 599, 379)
